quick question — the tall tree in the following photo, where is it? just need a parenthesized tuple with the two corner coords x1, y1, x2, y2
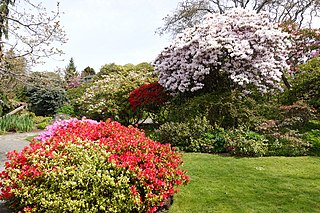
(0, 48, 27, 97)
(154, 8, 291, 94)
(157, 0, 320, 37)
(0, 0, 66, 79)
(81, 66, 95, 77)
(64, 57, 78, 83)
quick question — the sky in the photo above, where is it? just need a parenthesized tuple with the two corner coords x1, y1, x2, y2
(32, 1, 320, 73)
(33, 0, 181, 72)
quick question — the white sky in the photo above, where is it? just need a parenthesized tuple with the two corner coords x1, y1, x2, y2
(32, 1, 320, 73)
(33, 0, 180, 72)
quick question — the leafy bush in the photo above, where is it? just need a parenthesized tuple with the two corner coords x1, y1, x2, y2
(0, 118, 189, 213)
(31, 115, 52, 130)
(78, 63, 156, 125)
(0, 91, 11, 116)
(161, 91, 270, 129)
(268, 130, 311, 156)
(56, 104, 75, 116)
(303, 129, 320, 156)
(278, 100, 316, 128)
(157, 117, 225, 153)
(224, 129, 269, 157)
(66, 85, 88, 118)
(26, 87, 67, 116)
(281, 56, 320, 110)
(0, 114, 34, 133)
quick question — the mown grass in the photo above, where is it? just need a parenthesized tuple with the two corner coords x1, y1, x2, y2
(170, 153, 320, 213)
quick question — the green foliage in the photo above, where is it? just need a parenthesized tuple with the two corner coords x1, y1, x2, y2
(160, 90, 273, 129)
(282, 56, 320, 110)
(0, 49, 28, 99)
(78, 63, 156, 125)
(303, 121, 320, 156)
(27, 71, 64, 89)
(31, 115, 52, 130)
(0, 114, 34, 133)
(81, 66, 95, 76)
(268, 130, 311, 156)
(224, 128, 269, 157)
(7, 142, 143, 212)
(66, 84, 88, 118)
(304, 130, 320, 156)
(27, 87, 67, 116)
(64, 57, 78, 82)
(278, 100, 316, 128)
(157, 117, 225, 153)
(56, 104, 75, 116)
(0, 90, 11, 116)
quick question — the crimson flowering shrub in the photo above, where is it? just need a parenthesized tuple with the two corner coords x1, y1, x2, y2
(0, 118, 189, 213)
(129, 82, 169, 112)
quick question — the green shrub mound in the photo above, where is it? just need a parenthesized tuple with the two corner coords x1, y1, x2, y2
(224, 129, 269, 157)
(26, 87, 67, 116)
(282, 56, 320, 110)
(157, 117, 226, 153)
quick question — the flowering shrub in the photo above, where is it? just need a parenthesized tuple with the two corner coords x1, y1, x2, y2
(280, 21, 320, 74)
(66, 75, 82, 88)
(78, 63, 156, 125)
(153, 8, 291, 94)
(0, 118, 189, 213)
(129, 82, 169, 112)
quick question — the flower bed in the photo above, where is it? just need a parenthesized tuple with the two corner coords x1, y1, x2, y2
(0, 118, 189, 212)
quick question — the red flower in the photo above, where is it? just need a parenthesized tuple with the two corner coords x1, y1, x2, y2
(0, 118, 189, 213)
(129, 82, 169, 112)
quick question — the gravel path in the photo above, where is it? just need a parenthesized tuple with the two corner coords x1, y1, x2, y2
(0, 131, 43, 212)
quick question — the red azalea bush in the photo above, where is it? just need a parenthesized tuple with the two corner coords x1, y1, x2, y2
(0, 118, 189, 213)
(129, 82, 169, 112)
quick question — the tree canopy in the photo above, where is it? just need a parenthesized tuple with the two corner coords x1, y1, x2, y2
(153, 8, 291, 94)
(0, 0, 66, 79)
(158, 0, 320, 36)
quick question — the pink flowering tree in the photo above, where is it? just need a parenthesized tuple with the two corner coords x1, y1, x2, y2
(280, 21, 320, 75)
(153, 8, 291, 94)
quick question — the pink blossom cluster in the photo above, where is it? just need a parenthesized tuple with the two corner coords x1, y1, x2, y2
(153, 8, 291, 94)
(35, 117, 98, 142)
(280, 21, 320, 74)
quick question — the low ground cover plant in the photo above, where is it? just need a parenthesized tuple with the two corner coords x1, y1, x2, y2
(0, 118, 189, 213)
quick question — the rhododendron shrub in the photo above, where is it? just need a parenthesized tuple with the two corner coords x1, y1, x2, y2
(129, 82, 169, 112)
(153, 8, 291, 94)
(78, 63, 156, 125)
(280, 21, 320, 74)
(0, 118, 189, 213)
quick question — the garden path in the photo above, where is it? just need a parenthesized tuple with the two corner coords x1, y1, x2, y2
(0, 130, 43, 213)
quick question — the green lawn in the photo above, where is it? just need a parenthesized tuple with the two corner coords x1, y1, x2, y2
(170, 153, 320, 213)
